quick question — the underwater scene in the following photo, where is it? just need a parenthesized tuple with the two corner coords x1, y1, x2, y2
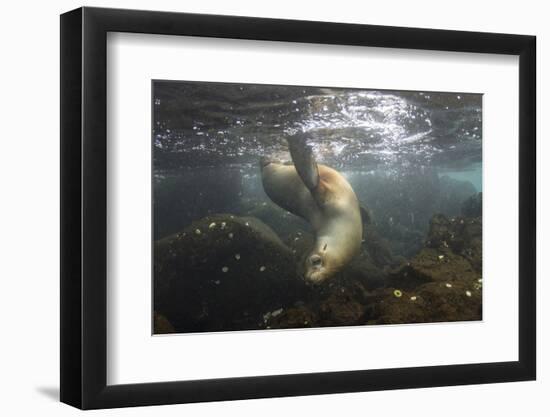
(152, 81, 482, 334)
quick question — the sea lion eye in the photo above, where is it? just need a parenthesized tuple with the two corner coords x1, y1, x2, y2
(309, 254, 322, 267)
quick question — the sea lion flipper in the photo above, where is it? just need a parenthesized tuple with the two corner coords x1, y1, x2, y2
(287, 135, 320, 192)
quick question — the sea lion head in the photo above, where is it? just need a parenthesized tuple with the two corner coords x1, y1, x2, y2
(303, 241, 340, 284)
(304, 252, 330, 284)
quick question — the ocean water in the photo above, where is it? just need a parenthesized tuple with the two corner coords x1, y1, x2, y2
(152, 81, 483, 334)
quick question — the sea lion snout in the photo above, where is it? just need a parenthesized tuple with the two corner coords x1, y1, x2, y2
(304, 253, 330, 284)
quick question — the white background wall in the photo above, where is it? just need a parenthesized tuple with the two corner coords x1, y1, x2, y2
(0, 0, 545, 415)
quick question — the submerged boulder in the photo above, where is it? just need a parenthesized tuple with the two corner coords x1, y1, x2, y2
(364, 280, 482, 324)
(424, 213, 482, 272)
(388, 214, 482, 290)
(154, 214, 308, 333)
(376, 213, 482, 324)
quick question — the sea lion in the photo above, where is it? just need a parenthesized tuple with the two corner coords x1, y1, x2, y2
(260, 135, 363, 284)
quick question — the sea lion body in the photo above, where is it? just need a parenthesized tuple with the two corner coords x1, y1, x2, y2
(261, 159, 362, 283)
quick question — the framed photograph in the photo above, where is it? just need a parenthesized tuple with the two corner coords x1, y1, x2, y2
(60, 7, 536, 409)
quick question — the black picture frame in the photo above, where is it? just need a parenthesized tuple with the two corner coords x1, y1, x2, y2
(60, 6, 536, 410)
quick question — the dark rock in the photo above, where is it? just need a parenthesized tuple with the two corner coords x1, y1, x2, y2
(268, 288, 367, 329)
(425, 213, 482, 272)
(154, 214, 308, 333)
(364, 281, 482, 324)
(267, 306, 318, 329)
(388, 248, 479, 290)
(318, 292, 366, 325)
(377, 213, 482, 323)
(362, 224, 395, 268)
